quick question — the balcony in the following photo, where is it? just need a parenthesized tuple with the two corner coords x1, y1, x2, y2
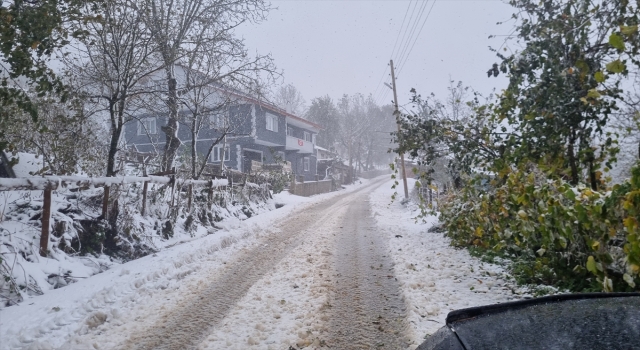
(285, 136, 314, 154)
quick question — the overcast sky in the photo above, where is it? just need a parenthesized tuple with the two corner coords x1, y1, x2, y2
(237, 0, 517, 110)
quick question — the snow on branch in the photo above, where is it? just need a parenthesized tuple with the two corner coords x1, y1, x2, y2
(0, 176, 228, 191)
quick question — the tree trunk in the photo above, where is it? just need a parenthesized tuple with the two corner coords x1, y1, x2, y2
(567, 135, 579, 186)
(162, 75, 181, 172)
(191, 118, 198, 180)
(107, 123, 122, 177)
(588, 149, 597, 191)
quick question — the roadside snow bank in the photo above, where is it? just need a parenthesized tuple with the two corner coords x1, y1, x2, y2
(369, 179, 529, 347)
(0, 179, 372, 349)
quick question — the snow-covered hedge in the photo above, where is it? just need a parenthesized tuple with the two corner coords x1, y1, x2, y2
(0, 177, 272, 307)
(439, 164, 640, 293)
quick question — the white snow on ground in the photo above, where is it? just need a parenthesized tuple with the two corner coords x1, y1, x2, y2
(370, 178, 529, 347)
(197, 212, 338, 350)
(1, 177, 529, 350)
(0, 180, 371, 350)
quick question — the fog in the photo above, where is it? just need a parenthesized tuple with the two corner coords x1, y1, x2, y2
(237, 0, 515, 108)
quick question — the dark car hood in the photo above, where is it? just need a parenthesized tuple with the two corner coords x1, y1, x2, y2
(418, 293, 640, 350)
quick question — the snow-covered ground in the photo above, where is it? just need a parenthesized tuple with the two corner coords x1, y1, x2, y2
(370, 179, 528, 346)
(0, 180, 373, 349)
(0, 154, 269, 307)
(0, 177, 527, 349)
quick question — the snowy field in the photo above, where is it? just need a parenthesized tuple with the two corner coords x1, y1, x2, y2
(0, 177, 527, 349)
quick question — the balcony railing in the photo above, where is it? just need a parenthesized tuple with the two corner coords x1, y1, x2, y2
(285, 136, 314, 153)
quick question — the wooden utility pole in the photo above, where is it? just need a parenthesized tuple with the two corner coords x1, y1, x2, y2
(390, 59, 409, 200)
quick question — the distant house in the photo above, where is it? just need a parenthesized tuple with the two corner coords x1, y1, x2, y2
(314, 146, 354, 184)
(125, 69, 322, 181)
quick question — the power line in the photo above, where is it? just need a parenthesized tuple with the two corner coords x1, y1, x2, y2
(389, 0, 413, 61)
(372, 0, 412, 104)
(398, 0, 437, 76)
(394, 1, 420, 68)
(373, 1, 415, 106)
(376, 0, 422, 106)
(395, 0, 430, 71)
(371, 64, 390, 106)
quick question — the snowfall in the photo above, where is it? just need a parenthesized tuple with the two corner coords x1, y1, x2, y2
(0, 176, 530, 349)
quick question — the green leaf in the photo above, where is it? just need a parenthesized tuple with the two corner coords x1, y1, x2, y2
(620, 25, 638, 36)
(558, 236, 567, 249)
(586, 256, 597, 274)
(609, 33, 625, 51)
(586, 89, 601, 99)
(564, 189, 576, 201)
(575, 60, 589, 73)
(594, 71, 605, 83)
(623, 274, 635, 288)
(605, 60, 626, 73)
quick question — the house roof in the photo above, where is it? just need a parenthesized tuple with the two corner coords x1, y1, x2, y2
(224, 89, 323, 130)
(174, 64, 323, 130)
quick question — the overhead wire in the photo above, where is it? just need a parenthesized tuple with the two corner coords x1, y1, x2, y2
(376, 0, 429, 106)
(374, 0, 440, 107)
(394, 0, 431, 73)
(397, 0, 438, 76)
(372, 0, 413, 104)
(391, 1, 421, 72)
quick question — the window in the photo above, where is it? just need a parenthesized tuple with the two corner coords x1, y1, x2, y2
(312, 134, 316, 144)
(303, 157, 310, 171)
(210, 145, 230, 162)
(304, 131, 312, 142)
(286, 125, 293, 136)
(138, 117, 157, 135)
(266, 113, 278, 132)
(209, 114, 225, 129)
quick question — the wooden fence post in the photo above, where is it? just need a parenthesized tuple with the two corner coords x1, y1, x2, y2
(102, 185, 110, 219)
(141, 166, 148, 216)
(187, 184, 193, 213)
(170, 167, 176, 210)
(208, 179, 214, 208)
(40, 184, 52, 257)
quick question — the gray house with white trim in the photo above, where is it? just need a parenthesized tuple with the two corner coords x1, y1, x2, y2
(125, 87, 322, 181)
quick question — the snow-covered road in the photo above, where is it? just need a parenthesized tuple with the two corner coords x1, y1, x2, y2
(1, 177, 525, 349)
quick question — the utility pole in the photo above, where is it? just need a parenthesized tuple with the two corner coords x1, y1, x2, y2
(390, 59, 409, 200)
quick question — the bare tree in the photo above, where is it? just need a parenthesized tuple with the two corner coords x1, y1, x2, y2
(272, 83, 306, 115)
(306, 95, 340, 150)
(1, 92, 101, 176)
(337, 93, 373, 181)
(175, 13, 278, 181)
(66, 0, 158, 177)
(137, 0, 272, 172)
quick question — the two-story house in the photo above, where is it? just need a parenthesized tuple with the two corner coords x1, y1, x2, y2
(125, 70, 322, 181)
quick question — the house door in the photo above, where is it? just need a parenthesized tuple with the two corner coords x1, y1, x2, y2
(243, 149, 262, 173)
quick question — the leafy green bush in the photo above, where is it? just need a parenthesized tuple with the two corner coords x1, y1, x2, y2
(440, 164, 640, 292)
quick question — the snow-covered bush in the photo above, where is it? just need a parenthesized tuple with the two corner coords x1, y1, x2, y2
(0, 175, 276, 308)
(439, 164, 640, 293)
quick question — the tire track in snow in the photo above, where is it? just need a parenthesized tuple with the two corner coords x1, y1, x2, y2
(123, 179, 388, 350)
(326, 194, 410, 349)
